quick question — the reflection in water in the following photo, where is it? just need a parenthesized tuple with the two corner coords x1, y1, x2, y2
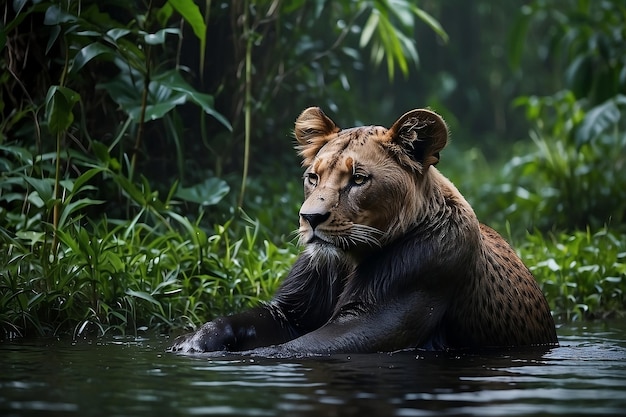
(1, 321, 625, 416)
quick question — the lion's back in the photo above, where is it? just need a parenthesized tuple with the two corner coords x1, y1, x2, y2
(444, 224, 558, 349)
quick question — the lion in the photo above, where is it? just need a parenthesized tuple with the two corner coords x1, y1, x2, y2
(169, 107, 559, 355)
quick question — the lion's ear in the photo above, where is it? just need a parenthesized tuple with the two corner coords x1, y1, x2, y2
(385, 109, 448, 171)
(294, 107, 340, 166)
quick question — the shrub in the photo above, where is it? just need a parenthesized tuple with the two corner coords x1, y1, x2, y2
(0, 211, 297, 339)
(520, 228, 626, 321)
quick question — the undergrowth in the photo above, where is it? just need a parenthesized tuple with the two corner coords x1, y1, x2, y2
(519, 228, 626, 322)
(0, 213, 297, 339)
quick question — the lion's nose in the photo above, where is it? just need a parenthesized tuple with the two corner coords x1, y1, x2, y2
(300, 212, 330, 230)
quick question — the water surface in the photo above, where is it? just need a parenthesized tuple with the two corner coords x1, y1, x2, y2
(1, 320, 625, 416)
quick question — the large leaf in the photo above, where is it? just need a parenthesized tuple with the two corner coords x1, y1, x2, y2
(136, 94, 187, 121)
(70, 42, 115, 74)
(153, 70, 232, 130)
(167, 0, 206, 44)
(576, 95, 626, 146)
(43, 4, 77, 25)
(167, 0, 206, 74)
(175, 177, 230, 206)
(23, 176, 54, 203)
(45, 86, 80, 135)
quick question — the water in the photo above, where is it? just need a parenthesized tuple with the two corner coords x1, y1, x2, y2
(1, 320, 625, 417)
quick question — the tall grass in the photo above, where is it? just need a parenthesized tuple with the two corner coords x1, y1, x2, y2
(0, 211, 297, 339)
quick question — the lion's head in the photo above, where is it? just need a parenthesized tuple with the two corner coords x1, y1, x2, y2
(294, 107, 449, 257)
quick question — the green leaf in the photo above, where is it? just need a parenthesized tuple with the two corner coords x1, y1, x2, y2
(91, 141, 111, 165)
(140, 95, 187, 121)
(58, 198, 105, 229)
(97, 75, 141, 108)
(27, 191, 45, 208)
(70, 42, 115, 74)
(0, 144, 33, 165)
(411, 6, 448, 43)
(55, 228, 81, 254)
(114, 175, 147, 206)
(45, 86, 80, 135)
(389, 0, 415, 28)
(98, 75, 178, 122)
(106, 28, 131, 41)
(15, 231, 46, 245)
(167, 211, 207, 247)
(575, 96, 625, 146)
(507, 6, 533, 70)
(46, 25, 61, 55)
(565, 54, 593, 99)
(157, 2, 174, 27)
(143, 28, 180, 45)
(126, 289, 161, 306)
(43, 5, 77, 25)
(167, 0, 206, 46)
(360, 10, 379, 48)
(152, 70, 232, 129)
(167, 0, 206, 77)
(74, 30, 101, 37)
(23, 176, 54, 202)
(175, 177, 230, 206)
(71, 168, 105, 195)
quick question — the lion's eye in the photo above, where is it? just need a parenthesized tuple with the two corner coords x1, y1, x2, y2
(352, 173, 369, 185)
(305, 173, 319, 187)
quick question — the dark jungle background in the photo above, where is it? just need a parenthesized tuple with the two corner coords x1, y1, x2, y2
(1, 0, 625, 338)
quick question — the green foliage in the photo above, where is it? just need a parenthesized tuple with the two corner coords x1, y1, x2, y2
(359, 0, 447, 79)
(3, 0, 230, 184)
(467, 0, 626, 233)
(509, 0, 626, 106)
(468, 93, 626, 233)
(0, 204, 296, 338)
(520, 228, 626, 321)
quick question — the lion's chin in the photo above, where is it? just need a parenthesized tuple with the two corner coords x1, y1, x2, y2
(304, 240, 342, 262)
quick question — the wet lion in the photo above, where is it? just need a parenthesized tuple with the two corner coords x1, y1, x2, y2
(169, 107, 558, 355)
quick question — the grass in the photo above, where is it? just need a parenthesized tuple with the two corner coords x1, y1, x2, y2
(519, 227, 626, 321)
(0, 212, 297, 339)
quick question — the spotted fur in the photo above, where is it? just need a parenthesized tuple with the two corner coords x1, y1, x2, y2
(169, 107, 558, 355)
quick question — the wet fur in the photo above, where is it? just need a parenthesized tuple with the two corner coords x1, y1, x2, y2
(169, 107, 558, 355)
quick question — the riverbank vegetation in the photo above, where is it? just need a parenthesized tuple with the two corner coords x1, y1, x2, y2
(1, 0, 624, 338)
